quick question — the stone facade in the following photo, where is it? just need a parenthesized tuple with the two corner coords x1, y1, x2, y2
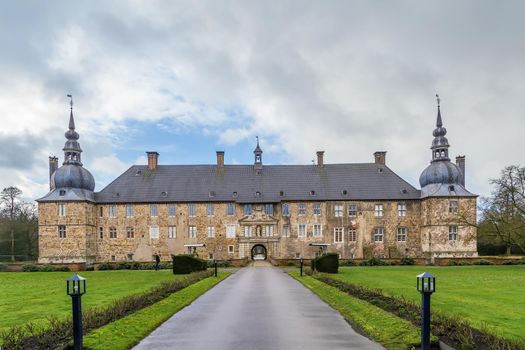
(38, 197, 477, 263)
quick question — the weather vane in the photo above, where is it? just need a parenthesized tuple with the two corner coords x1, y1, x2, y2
(67, 94, 73, 110)
(256, 135, 259, 144)
(436, 93, 440, 107)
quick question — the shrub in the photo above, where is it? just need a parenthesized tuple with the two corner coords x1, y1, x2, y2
(172, 255, 207, 274)
(502, 260, 520, 265)
(472, 259, 495, 265)
(0, 262, 7, 271)
(341, 259, 356, 266)
(360, 257, 388, 266)
(400, 256, 415, 265)
(311, 253, 339, 273)
(55, 265, 71, 272)
(97, 263, 114, 271)
(117, 262, 131, 270)
(22, 264, 40, 272)
(39, 264, 55, 272)
(447, 260, 471, 266)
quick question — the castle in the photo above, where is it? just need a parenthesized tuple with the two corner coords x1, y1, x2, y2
(37, 98, 477, 264)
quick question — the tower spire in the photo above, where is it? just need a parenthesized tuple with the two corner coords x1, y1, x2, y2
(253, 136, 263, 170)
(67, 94, 75, 130)
(430, 94, 449, 162)
(436, 94, 442, 127)
(63, 94, 83, 165)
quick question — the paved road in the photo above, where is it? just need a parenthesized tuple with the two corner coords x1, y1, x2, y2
(133, 266, 384, 350)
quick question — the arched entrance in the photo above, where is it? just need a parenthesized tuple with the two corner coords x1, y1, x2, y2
(251, 244, 267, 260)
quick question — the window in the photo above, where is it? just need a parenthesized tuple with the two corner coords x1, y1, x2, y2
(397, 227, 407, 242)
(282, 225, 290, 237)
(168, 204, 176, 217)
(282, 203, 290, 216)
(127, 227, 134, 239)
(226, 225, 236, 238)
(59, 189, 66, 196)
(208, 252, 214, 260)
(111, 255, 116, 262)
(449, 225, 458, 241)
(109, 227, 117, 239)
(449, 200, 458, 213)
(313, 203, 321, 215)
(298, 203, 306, 216)
(334, 204, 343, 217)
(334, 227, 343, 243)
(244, 204, 252, 215)
(58, 203, 66, 217)
(188, 204, 197, 217)
(313, 224, 322, 237)
(348, 229, 357, 242)
(348, 204, 357, 217)
(58, 225, 66, 239)
(264, 204, 274, 216)
(227, 203, 235, 216)
(298, 224, 306, 238)
(373, 227, 384, 242)
(207, 226, 215, 238)
(265, 225, 274, 237)
(398, 203, 407, 217)
(99, 227, 104, 239)
(109, 206, 117, 218)
(188, 226, 197, 238)
(168, 226, 176, 238)
(126, 205, 134, 218)
(228, 245, 234, 253)
(207, 204, 214, 216)
(374, 204, 384, 217)
(150, 204, 158, 217)
(150, 225, 160, 239)
(99, 207, 104, 217)
(127, 253, 133, 261)
(244, 226, 252, 237)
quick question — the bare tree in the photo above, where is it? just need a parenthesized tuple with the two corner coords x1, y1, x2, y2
(481, 166, 525, 254)
(1, 187, 22, 261)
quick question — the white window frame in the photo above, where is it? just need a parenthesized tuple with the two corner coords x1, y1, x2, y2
(334, 204, 343, 217)
(99, 206, 104, 218)
(282, 203, 290, 216)
(188, 225, 197, 238)
(244, 226, 252, 237)
(226, 224, 236, 238)
(188, 204, 197, 217)
(150, 225, 160, 239)
(449, 225, 458, 241)
(126, 227, 134, 239)
(58, 203, 66, 217)
(207, 204, 214, 216)
(150, 204, 158, 217)
(58, 225, 67, 239)
(109, 205, 117, 218)
(313, 203, 321, 215)
(227, 203, 235, 216)
(398, 203, 407, 217)
(298, 224, 306, 238)
(334, 227, 343, 243)
(374, 204, 384, 217)
(397, 227, 407, 242)
(244, 204, 252, 215)
(207, 226, 215, 238)
(348, 228, 357, 242)
(168, 204, 176, 217)
(373, 227, 384, 242)
(265, 225, 274, 237)
(282, 225, 290, 237)
(449, 200, 458, 213)
(228, 245, 235, 253)
(348, 204, 357, 217)
(298, 203, 307, 216)
(126, 205, 134, 218)
(313, 224, 322, 237)
(265, 204, 274, 215)
(168, 226, 176, 238)
(109, 227, 117, 239)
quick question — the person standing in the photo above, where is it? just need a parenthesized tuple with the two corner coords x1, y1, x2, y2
(154, 252, 161, 271)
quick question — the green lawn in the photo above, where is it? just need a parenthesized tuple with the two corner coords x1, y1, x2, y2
(0, 270, 181, 333)
(332, 266, 525, 342)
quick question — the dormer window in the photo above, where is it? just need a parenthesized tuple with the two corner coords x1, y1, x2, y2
(161, 191, 168, 197)
(279, 191, 284, 197)
(310, 190, 316, 196)
(59, 190, 66, 196)
(255, 191, 261, 197)
(232, 191, 238, 198)
(341, 190, 348, 195)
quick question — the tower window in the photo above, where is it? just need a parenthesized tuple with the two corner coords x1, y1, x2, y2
(58, 203, 66, 217)
(449, 200, 458, 213)
(58, 225, 67, 239)
(109, 206, 117, 218)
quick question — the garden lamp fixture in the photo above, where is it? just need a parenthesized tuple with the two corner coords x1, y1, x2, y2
(66, 274, 86, 350)
(416, 272, 436, 350)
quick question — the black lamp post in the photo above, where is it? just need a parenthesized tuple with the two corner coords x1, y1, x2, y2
(213, 259, 218, 277)
(300, 257, 304, 276)
(66, 274, 86, 350)
(417, 272, 436, 350)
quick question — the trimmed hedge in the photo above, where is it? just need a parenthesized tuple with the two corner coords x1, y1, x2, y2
(172, 255, 207, 274)
(311, 253, 339, 273)
(0, 262, 7, 271)
(400, 256, 415, 265)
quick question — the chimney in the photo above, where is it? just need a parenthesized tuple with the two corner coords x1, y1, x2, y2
(317, 151, 324, 167)
(374, 151, 386, 165)
(216, 151, 225, 168)
(146, 151, 159, 170)
(456, 155, 465, 186)
(49, 156, 59, 190)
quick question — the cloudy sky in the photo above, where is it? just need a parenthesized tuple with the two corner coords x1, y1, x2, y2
(0, 0, 523, 201)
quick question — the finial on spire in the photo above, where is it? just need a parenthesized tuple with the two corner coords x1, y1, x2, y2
(256, 135, 259, 146)
(435, 93, 443, 128)
(67, 94, 73, 110)
(67, 94, 75, 131)
(436, 93, 440, 107)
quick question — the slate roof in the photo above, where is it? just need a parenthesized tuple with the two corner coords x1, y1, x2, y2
(95, 163, 421, 204)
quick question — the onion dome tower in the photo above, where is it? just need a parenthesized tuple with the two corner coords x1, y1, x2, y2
(39, 96, 95, 202)
(254, 136, 263, 171)
(419, 95, 472, 197)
